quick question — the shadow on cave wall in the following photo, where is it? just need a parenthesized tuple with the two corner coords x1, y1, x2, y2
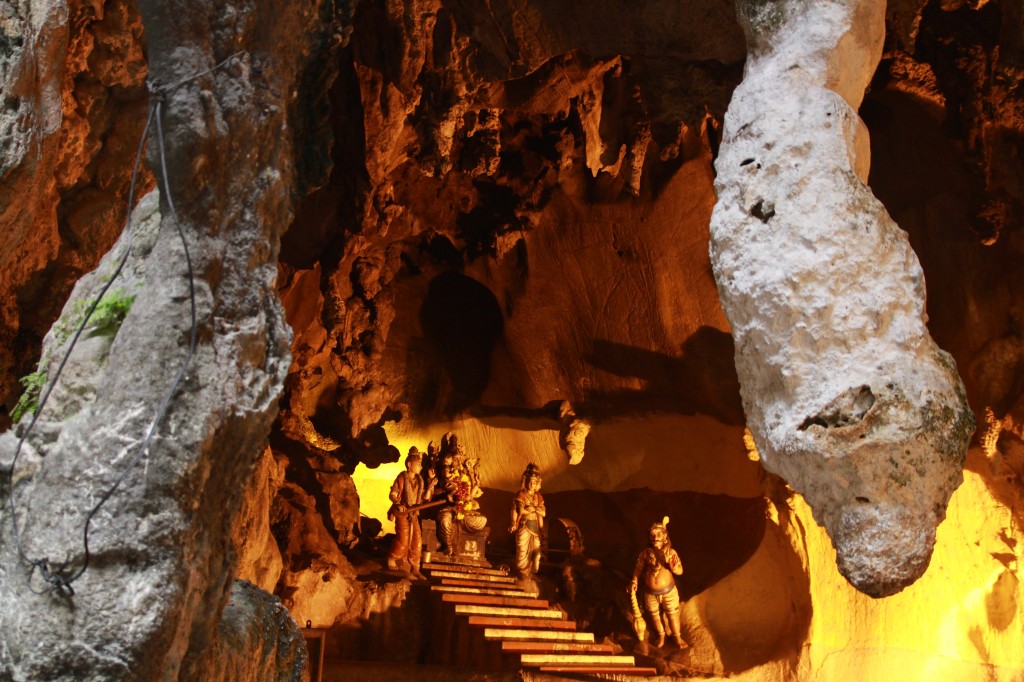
(474, 326, 740, 415)
(582, 327, 745, 425)
(415, 323, 745, 430)
(417, 271, 504, 416)
(514, 488, 766, 598)
(474, 486, 810, 672)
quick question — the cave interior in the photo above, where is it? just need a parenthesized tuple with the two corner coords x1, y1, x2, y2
(1, 0, 1023, 680)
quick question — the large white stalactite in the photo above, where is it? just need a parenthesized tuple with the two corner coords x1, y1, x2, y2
(709, 0, 974, 597)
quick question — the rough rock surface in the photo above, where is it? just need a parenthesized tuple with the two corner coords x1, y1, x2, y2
(709, 0, 974, 597)
(273, 0, 748, 476)
(2, 0, 1023, 678)
(0, 0, 149, 423)
(0, 0, 353, 676)
(232, 447, 286, 594)
(269, 478, 358, 628)
(205, 580, 309, 682)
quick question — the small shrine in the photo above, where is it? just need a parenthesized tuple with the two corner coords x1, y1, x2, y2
(420, 432, 491, 567)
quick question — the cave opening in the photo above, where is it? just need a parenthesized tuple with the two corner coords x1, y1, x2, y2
(418, 270, 504, 417)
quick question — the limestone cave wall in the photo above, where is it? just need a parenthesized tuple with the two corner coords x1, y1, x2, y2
(256, 0, 1024, 677)
(1, 0, 1023, 680)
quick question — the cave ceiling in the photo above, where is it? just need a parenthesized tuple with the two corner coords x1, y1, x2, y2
(274, 0, 749, 477)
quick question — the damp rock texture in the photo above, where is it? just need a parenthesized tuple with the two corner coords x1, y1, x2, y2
(709, 0, 975, 597)
(0, 0, 352, 679)
(204, 580, 309, 682)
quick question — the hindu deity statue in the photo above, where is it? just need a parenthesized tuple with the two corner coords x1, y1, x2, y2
(426, 432, 489, 564)
(510, 463, 545, 580)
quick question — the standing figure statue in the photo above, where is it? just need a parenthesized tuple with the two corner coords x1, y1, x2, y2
(387, 447, 436, 578)
(510, 463, 546, 580)
(628, 516, 686, 649)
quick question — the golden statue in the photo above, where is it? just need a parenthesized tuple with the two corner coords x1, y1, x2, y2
(386, 447, 436, 578)
(510, 463, 546, 580)
(628, 516, 686, 649)
(429, 433, 488, 563)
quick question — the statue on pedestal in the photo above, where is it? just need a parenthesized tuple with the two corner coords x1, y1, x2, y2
(510, 463, 545, 580)
(628, 516, 686, 649)
(424, 432, 490, 565)
(386, 447, 436, 578)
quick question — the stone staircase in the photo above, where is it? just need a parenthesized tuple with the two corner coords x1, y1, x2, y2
(421, 562, 656, 676)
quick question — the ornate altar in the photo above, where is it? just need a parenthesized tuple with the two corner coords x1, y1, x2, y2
(420, 432, 492, 567)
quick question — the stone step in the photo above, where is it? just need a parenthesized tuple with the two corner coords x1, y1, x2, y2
(501, 641, 616, 654)
(483, 628, 595, 643)
(520, 654, 637, 667)
(430, 585, 539, 599)
(428, 570, 517, 584)
(442, 593, 549, 609)
(421, 563, 510, 577)
(439, 578, 525, 591)
(469, 616, 577, 630)
(538, 666, 658, 676)
(453, 604, 564, 619)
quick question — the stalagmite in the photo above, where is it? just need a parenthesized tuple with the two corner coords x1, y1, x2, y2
(709, 0, 974, 597)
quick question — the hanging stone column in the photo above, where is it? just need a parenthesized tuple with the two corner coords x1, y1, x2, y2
(0, 0, 352, 680)
(709, 0, 974, 597)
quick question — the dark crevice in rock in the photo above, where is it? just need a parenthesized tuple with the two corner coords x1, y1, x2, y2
(750, 199, 775, 223)
(798, 385, 876, 431)
(455, 181, 525, 260)
(422, 234, 464, 272)
(282, 44, 369, 270)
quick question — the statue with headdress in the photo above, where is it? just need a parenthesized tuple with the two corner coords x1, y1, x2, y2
(510, 463, 546, 580)
(627, 516, 687, 649)
(424, 432, 489, 565)
(386, 446, 436, 578)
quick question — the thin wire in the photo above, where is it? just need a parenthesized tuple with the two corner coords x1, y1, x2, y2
(162, 51, 243, 94)
(7, 105, 157, 596)
(5, 52, 239, 596)
(63, 98, 199, 588)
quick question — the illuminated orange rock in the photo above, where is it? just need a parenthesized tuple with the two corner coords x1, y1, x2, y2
(0, 0, 149, 422)
(232, 447, 286, 593)
(1, 0, 1023, 678)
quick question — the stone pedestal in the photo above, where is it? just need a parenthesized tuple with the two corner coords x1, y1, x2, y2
(422, 519, 491, 568)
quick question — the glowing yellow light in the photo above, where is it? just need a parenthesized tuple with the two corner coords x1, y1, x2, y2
(352, 460, 406, 536)
(351, 436, 424, 536)
(743, 427, 761, 461)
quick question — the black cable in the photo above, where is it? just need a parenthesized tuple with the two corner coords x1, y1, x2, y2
(5, 52, 240, 596)
(7, 104, 156, 596)
(63, 96, 200, 589)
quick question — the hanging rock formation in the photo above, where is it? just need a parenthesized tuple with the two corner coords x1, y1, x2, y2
(1, 0, 1023, 677)
(709, 0, 974, 597)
